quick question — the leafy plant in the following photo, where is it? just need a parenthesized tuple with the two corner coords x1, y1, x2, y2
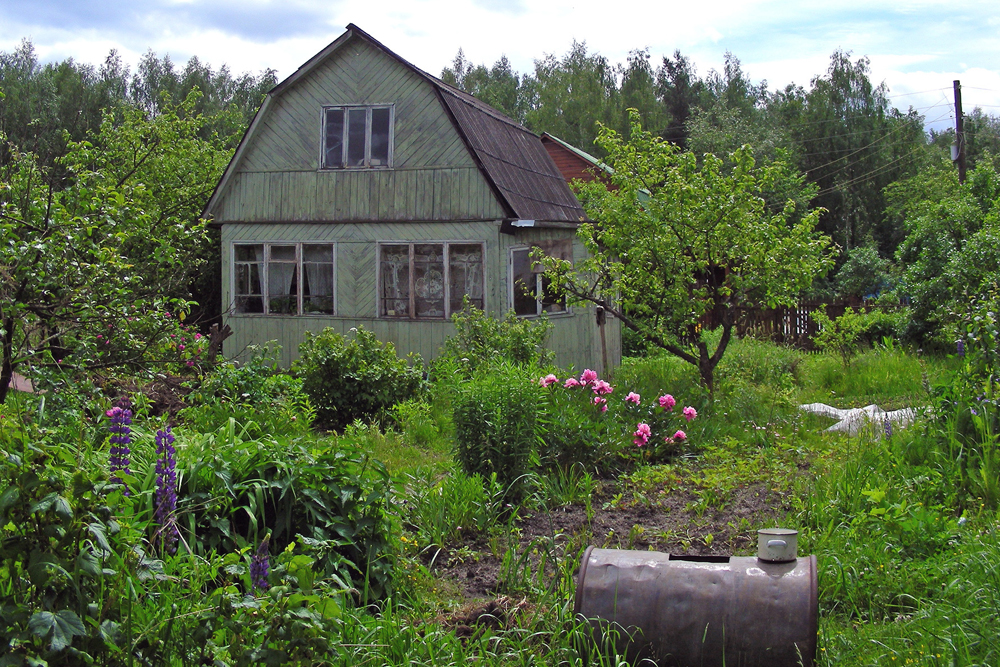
(181, 343, 314, 437)
(453, 361, 541, 497)
(174, 425, 396, 601)
(0, 429, 134, 662)
(294, 326, 424, 432)
(403, 470, 506, 551)
(811, 306, 879, 367)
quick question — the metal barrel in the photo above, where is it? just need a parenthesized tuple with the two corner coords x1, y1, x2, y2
(574, 546, 818, 667)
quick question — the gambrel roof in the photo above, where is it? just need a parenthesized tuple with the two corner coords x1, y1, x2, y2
(205, 24, 586, 224)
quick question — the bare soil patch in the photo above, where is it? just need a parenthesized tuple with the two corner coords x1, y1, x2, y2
(432, 480, 794, 599)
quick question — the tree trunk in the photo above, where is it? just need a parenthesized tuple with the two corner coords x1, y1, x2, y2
(0, 316, 14, 405)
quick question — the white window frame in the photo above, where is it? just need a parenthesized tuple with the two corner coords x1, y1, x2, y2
(376, 241, 486, 320)
(321, 104, 394, 170)
(509, 245, 570, 317)
(230, 241, 337, 316)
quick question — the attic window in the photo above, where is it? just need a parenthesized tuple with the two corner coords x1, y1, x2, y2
(322, 105, 393, 169)
(379, 242, 484, 319)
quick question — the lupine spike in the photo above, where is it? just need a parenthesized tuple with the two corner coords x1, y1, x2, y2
(106, 398, 133, 494)
(251, 535, 271, 592)
(154, 427, 180, 554)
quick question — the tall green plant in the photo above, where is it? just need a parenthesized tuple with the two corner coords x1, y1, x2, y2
(453, 361, 541, 497)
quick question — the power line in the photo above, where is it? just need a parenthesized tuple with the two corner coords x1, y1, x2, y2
(814, 147, 926, 198)
(885, 87, 952, 99)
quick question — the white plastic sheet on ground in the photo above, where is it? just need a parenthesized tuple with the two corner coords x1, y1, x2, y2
(798, 403, 924, 436)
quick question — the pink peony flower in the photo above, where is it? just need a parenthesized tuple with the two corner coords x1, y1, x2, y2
(186, 360, 195, 367)
(683, 406, 697, 421)
(580, 368, 598, 385)
(593, 380, 614, 396)
(194, 333, 202, 340)
(633, 422, 651, 446)
(673, 430, 687, 441)
(540, 374, 559, 387)
(659, 394, 676, 410)
(626, 392, 641, 405)
(563, 377, 581, 388)
(593, 396, 608, 412)
(179, 344, 185, 351)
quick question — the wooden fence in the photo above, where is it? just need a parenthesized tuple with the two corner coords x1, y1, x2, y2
(705, 299, 866, 349)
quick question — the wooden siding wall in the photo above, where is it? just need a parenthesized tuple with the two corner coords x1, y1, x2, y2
(222, 222, 618, 373)
(543, 142, 602, 184)
(210, 37, 506, 223)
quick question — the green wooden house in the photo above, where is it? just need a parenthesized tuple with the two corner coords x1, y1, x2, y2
(203, 24, 620, 374)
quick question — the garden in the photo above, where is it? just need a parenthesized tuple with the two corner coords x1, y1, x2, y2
(2, 296, 999, 667)
(5, 55, 1000, 665)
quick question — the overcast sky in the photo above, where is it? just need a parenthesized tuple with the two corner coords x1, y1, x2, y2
(3, 0, 999, 133)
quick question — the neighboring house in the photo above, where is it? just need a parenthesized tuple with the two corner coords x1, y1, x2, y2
(203, 24, 620, 374)
(540, 132, 614, 186)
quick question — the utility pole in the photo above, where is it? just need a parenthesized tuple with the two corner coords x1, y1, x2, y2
(954, 79, 967, 184)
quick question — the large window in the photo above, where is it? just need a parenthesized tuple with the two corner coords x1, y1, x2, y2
(233, 243, 335, 315)
(510, 241, 571, 317)
(379, 242, 484, 319)
(322, 105, 393, 169)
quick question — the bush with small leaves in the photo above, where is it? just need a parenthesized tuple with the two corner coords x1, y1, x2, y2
(294, 326, 424, 432)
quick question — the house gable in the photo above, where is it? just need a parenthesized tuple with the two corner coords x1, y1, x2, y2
(206, 33, 507, 223)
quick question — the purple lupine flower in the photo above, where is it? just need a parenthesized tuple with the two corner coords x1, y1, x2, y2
(250, 535, 271, 592)
(154, 427, 180, 554)
(107, 399, 132, 493)
(884, 418, 892, 440)
(957, 339, 965, 357)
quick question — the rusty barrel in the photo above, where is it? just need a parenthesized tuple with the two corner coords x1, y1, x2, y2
(574, 546, 818, 667)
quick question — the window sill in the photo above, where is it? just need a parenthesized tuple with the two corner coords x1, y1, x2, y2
(515, 310, 574, 320)
(318, 165, 393, 171)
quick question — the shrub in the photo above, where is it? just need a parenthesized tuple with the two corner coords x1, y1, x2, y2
(811, 306, 881, 367)
(180, 343, 314, 437)
(294, 326, 424, 432)
(453, 361, 540, 496)
(432, 302, 554, 382)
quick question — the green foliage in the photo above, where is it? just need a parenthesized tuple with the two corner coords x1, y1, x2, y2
(294, 326, 424, 432)
(0, 434, 132, 661)
(402, 470, 506, 551)
(811, 306, 880, 367)
(546, 110, 834, 392)
(536, 378, 613, 471)
(453, 361, 541, 497)
(174, 426, 395, 601)
(834, 245, 893, 299)
(0, 89, 232, 404)
(390, 399, 439, 448)
(432, 302, 554, 380)
(889, 161, 1000, 345)
(181, 343, 314, 437)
